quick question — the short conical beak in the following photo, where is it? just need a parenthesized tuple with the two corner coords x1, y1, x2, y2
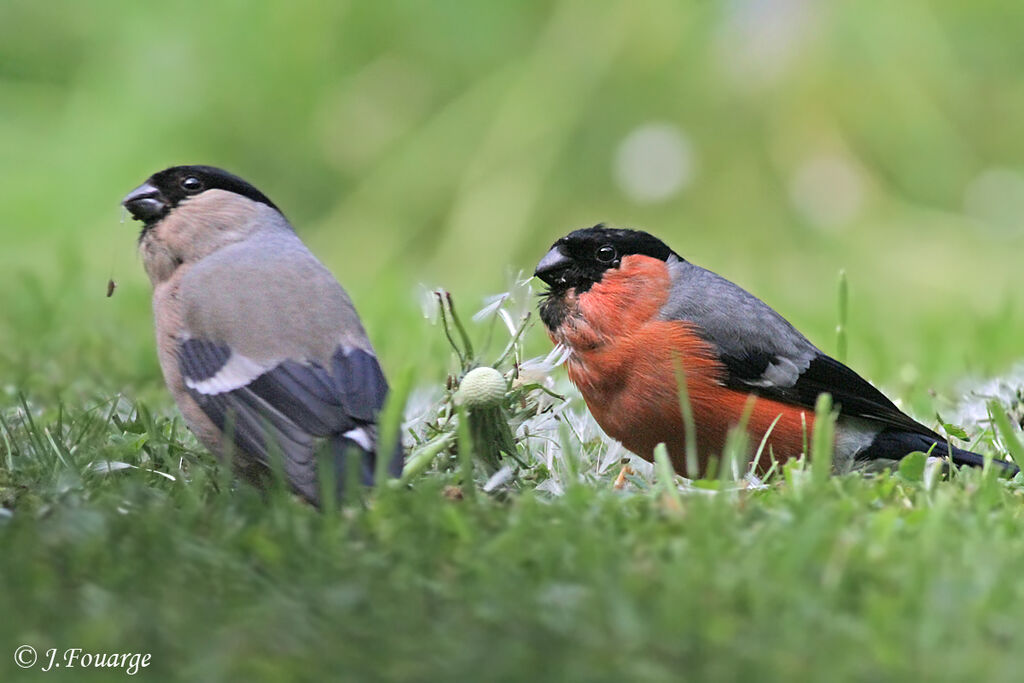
(122, 182, 168, 223)
(534, 247, 572, 286)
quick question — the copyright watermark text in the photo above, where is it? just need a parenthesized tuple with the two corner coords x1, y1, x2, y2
(15, 645, 151, 675)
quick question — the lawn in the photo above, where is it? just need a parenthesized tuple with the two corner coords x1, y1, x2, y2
(2, 1, 1024, 681)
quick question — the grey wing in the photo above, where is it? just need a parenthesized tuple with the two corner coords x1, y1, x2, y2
(660, 256, 819, 386)
(660, 256, 937, 436)
(178, 337, 399, 504)
(180, 234, 374, 363)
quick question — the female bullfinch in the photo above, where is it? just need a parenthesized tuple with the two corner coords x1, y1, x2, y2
(123, 165, 402, 505)
(535, 225, 1017, 477)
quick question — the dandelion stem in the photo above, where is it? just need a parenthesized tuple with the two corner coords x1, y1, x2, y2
(445, 292, 475, 366)
(435, 291, 467, 368)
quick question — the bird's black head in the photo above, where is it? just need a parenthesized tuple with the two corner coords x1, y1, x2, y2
(534, 225, 677, 330)
(534, 225, 676, 295)
(122, 165, 279, 230)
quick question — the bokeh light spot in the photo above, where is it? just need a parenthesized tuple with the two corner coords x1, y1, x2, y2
(964, 168, 1024, 238)
(788, 155, 866, 231)
(613, 123, 695, 204)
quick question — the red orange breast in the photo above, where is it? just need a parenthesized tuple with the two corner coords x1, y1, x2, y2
(556, 255, 813, 476)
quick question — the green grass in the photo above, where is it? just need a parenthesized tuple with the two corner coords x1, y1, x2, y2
(1, 281, 1023, 682)
(3, 1, 1024, 680)
(3, 396, 1024, 681)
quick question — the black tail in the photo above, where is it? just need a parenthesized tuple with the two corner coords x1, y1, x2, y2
(860, 429, 1019, 475)
(944, 443, 1019, 474)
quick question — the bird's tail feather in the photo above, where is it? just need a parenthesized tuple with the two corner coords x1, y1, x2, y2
(946, 443, 1019, 474)
(860, 428, 1019, 475)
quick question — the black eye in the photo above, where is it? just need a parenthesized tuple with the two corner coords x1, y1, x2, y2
(595, 244, 617, 264)
(180, 176, 204, 194)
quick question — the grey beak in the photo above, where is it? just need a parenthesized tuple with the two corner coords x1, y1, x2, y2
(122, 182, 168, 223)
(534, 247, 571, 285)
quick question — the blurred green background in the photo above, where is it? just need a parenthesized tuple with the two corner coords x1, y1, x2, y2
(1, 0, 1021, 404)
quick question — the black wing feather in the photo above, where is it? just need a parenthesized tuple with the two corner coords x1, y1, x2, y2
(180, 338, 231, 381)
(247, 360, 350, 435)
(177, 339, 395, 503)
(722, 351, 939, 438)
(331, 348, 389, 422)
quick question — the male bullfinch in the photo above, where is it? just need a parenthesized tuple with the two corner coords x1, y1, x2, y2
(123, 165, 402, 505)
(535, 225, 1018, 477)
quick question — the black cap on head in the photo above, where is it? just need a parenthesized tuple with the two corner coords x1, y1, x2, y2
(534, 224, 676, 294)
(122, 165, 279, 226)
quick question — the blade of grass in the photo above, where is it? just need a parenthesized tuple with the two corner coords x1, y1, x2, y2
(559, 419, 579, 483)
(376, 365, 415, 488)
(750, 413, 783, 478)
(399, 433, 455, 486)
(721, 395, 757, 481)
(343, 440, 363, 506)
(811, 393, 836, 484)
(0, 411, 17, 470)
(316, 442, 337, 516)
(260, 414, 290, 505)
(671, 355, 699, 478)
(18, 394, 47, 459)
(988, 401, 1024, 466)
(454, 405, 477, 501)
(43, 427, 70, 468)
(653, 443, 683, 510)
(836, 269, 848, 363)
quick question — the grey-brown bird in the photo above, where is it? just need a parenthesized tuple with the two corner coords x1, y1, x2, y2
(123, 165, 402, 504)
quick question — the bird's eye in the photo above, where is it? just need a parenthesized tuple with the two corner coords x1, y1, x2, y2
(596, 244, 617, 264)
(180, 176, 204, 194)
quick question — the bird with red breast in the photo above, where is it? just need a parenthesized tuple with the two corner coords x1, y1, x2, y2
(534, 225, 1017, 477)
